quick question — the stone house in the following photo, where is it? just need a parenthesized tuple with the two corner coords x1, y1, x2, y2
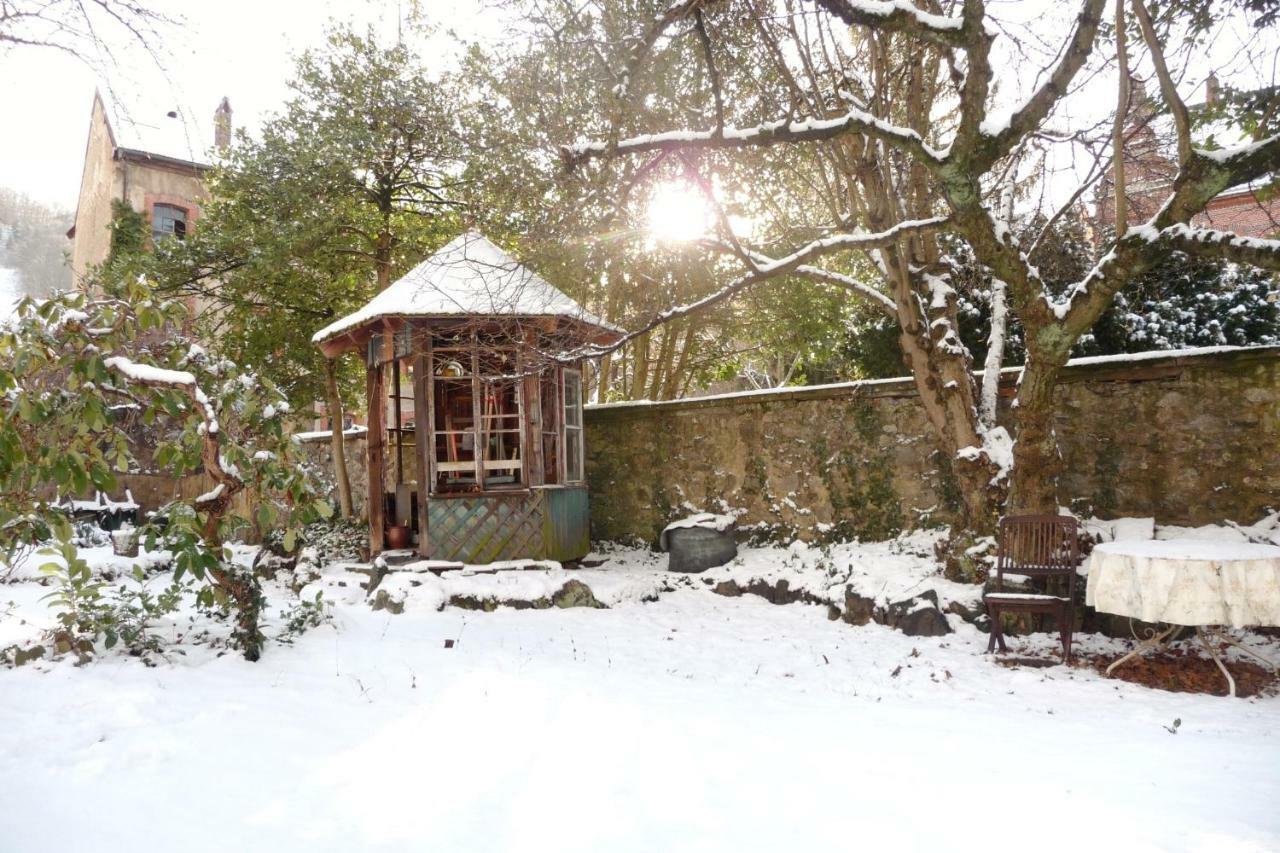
(66, 92, 232, 287)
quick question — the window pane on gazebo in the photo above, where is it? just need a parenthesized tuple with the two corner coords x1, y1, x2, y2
(481, 377, 522, 489)
(564, 372, 582, 428)
(564, 370, 583, 482)
(433, 377, 476, 492)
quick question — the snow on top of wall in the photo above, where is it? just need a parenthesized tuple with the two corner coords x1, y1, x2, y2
(589, 345, 1274, 411)
(292, 425, 369, 443)
(312, 232, 621, 344)
(1060, 344, 1250, 367)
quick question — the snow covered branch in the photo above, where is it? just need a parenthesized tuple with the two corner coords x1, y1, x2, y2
(565, 219, 941, 360)
(103, 356, 243, 511)
(971, 0, 1106, 168)
(1155, 224, 1280, 273)
(790, 267, 898, 317)
(810, 0, 971, 47)
(698, 219, 947, 317)
(563, 107, 944, 170)
(707, 214, 945, 273)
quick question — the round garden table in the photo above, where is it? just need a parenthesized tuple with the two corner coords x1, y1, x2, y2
(1085, 539, 1280, 696)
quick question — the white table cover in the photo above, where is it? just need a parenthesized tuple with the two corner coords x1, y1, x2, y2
(1085, 539, 1280, 628)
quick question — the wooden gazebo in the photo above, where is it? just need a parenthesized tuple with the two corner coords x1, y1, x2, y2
(313, 232, 622, 562)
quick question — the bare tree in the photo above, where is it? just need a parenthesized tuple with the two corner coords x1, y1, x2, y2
(560, 0, 1280, 539)
(0, 1, 174, 67)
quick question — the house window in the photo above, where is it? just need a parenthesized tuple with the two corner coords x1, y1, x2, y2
(151, 204, 187, 242)
(563, 369, 584, 482)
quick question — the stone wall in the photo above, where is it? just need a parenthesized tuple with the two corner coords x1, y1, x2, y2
(585, 347, 1280, 544)
(295, 430, 369, 519)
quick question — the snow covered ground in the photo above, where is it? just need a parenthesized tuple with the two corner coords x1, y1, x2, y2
(1, 535, 1278, 852)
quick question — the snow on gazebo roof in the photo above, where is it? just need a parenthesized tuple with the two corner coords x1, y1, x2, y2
(312, 231, 622, 346)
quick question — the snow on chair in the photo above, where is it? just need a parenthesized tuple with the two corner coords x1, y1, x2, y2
(984, 515, 1080, 662)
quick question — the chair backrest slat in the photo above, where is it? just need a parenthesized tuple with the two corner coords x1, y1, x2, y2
(995, 514, 1079, 587)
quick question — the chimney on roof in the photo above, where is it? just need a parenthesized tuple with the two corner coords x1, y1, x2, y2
(214, 97, 232, 153)
(1206, 73, 1221, 108)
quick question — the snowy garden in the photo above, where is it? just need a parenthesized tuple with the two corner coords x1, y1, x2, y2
(4, 0, 1280, 850)
(3, 518, 1280, 851)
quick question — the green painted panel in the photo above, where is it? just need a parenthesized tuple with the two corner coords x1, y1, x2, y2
(542, 486, 590, 562)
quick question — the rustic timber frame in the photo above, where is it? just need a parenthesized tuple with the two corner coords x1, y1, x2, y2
(312, 232, 622, 562)
(330, 318, 607, 562)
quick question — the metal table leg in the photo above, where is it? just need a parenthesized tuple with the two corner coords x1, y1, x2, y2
(1106, 624, 1181, 677)
(1195, 627, 1279, 698)
(1201, 627, 1280, 671)
(1196, 627, 1237, 698)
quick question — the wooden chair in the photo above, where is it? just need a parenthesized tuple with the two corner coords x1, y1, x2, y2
(985, 515, 1080, 661)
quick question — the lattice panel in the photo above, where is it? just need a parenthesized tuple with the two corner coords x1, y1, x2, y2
(426, 492, 546, 564)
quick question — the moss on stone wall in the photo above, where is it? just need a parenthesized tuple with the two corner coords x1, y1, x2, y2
(832, 451, 902, 541)
(1090, 440, 1122, 519)
(584, 349, 1280, 543)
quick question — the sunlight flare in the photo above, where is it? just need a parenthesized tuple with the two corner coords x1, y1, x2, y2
(645, 181, 713, 242)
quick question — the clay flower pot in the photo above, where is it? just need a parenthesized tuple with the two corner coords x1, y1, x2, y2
(385, 524, 412, 550)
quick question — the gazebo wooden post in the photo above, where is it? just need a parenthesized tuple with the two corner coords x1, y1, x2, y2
(413, 334, 432, 558)
(470, 338, 483, 489)
(366, 354, 386, 555)
(522, 330, 545, 487)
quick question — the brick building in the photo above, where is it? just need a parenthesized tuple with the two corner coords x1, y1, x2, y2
(1094, 79, 1279, 239)
(66, 92, 232, 286)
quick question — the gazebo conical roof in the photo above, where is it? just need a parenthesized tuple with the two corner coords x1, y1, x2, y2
(313, 231, 622, 356)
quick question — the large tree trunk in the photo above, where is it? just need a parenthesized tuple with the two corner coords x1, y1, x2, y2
(324, 357, 354, 519)
(898, 329, 1003, 537)
(881, 238, 1004, 539)
(1006, 353, 1068, 515)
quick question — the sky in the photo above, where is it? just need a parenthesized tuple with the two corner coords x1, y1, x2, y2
(0, 0, 1273, 218)
(0, 0, 488, 212)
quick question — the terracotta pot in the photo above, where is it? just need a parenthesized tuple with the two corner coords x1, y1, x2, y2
(385, 524, 412, 550)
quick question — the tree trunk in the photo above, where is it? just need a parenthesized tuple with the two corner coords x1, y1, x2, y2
(898, 328, 1002, 536)
(202, 504, 263, 661)
(1111, 0, 1131, 232)
(1006, 353, 1067, 515)
(597, 351, 613, 401)
(630, 332, 651, 401)
(324, 357, 354, 519)
(663, 320, 699, 400)
(210, 563, 264, 661)
(376, 228, 393, 292)
(649, 325, 677, 399)
(978, 280, 1007, 428)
